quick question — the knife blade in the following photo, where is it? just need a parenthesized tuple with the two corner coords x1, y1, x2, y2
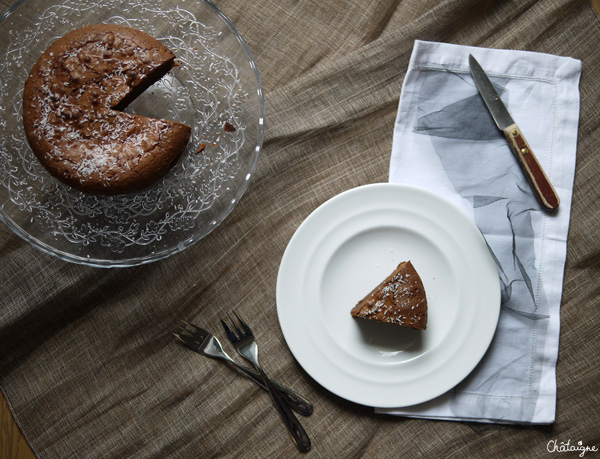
(468, 54, 560, 211)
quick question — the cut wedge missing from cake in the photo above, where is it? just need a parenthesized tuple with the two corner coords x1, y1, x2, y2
(351, 261, 428, 330)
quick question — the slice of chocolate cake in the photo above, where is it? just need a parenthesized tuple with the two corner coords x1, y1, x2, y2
(351, 261, 428, 330)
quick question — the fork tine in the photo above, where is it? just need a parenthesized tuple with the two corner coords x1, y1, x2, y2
(175, 319, 212, 346)
(229, 312, 245, 337)
(173, 332, 195, 347)
(220, 316, 239, 342)
(177, 324, 195, 337)
(173, 332, 185, 343)
(233, 311, 253, 336)
(178, 321, 193, 334)
(181, 320, 203, 333)
(178, 321, 210, 339)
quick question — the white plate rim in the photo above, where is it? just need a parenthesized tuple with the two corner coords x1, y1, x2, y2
(276, 183, 500, 408)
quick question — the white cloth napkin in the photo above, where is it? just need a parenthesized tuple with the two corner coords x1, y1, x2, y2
(379, 40, 581, 424)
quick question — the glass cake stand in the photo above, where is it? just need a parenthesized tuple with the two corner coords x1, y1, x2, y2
(0, 0, 264, 267)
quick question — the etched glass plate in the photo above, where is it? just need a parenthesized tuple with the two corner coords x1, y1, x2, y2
(0, 0, 263, 266)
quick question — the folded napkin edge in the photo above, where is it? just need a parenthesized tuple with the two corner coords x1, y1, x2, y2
(410, 40, 582, 82)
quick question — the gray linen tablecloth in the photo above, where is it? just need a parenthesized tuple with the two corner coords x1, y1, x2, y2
(1, 0, 599, 457)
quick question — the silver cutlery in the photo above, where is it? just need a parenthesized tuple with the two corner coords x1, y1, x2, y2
(221, 312, 311, 453)
(174, 321, 313, 416)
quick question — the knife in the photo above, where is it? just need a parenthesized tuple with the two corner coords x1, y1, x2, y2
(468, 54, 560, 211)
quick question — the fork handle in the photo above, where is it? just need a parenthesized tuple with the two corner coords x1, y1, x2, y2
(255, 365, 312, 453)
(228, 361, 313, 416)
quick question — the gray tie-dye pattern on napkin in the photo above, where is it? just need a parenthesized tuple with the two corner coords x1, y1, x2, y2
(414, 70, 550, 422)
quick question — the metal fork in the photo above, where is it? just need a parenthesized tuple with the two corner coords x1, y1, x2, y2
(221, 312, 311, 453)
(174, 321, 313, 416)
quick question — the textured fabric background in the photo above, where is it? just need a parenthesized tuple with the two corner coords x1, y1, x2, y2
(0, 0, 599, 457)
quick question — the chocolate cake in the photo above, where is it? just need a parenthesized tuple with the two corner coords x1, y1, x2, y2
(22, 24, 192, 194)
(351, 261, 428, 330)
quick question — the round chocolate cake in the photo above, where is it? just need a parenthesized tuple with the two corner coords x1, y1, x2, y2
(22, 24, 192, 194)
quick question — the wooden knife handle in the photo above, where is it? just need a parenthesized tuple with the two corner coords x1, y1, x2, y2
(503, 123, 560, 211)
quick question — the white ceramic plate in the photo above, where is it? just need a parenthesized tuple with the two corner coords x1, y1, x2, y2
(276, 183, 500, 408)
